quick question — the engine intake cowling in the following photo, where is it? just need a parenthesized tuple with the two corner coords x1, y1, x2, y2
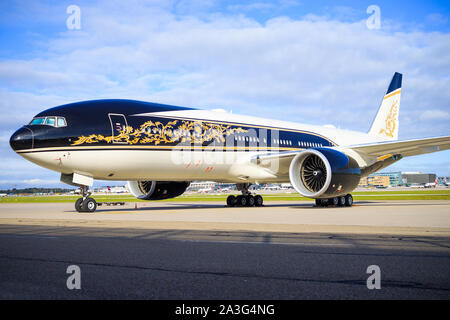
(127, 181, 190, 200)
(289, 149, 360, 198)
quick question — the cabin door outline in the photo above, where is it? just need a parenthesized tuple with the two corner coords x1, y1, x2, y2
(108, 113, 129, 144)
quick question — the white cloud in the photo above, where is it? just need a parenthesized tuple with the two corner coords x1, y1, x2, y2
(1, 1, 450, 185)
(420, 109, 450, 121)
(1, 2, 449, 136)
(227, 2, 276, 12)
(0, 89, 70, 130)
(22, 179, 60, 185)
(426, 13, 448, 26)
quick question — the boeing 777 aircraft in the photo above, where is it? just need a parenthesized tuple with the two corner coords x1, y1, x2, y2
(10, 73, 450, 212)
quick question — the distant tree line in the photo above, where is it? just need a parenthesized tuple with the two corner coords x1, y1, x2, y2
(0, 187, 75, 194)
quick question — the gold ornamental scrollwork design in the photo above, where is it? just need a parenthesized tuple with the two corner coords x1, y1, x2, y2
(378, 99, 399, 138)
(71, 120, 248, 146)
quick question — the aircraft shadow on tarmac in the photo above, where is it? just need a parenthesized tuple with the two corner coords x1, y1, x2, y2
(66, 200, 450, 213)
(68, 202, 322, 213)
(1, 224, 450, 300)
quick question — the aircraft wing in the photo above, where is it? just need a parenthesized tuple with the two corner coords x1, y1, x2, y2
(251, 136, 450, 177)
(347, 136, 450, 158)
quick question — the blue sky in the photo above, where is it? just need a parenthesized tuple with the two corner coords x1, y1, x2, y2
(0, 0, 449, 188)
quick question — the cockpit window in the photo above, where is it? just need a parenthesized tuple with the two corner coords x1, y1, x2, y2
(57, 117, 67, 127)
(45, 117, 56, 126)
(30, 117, 46, 125)
(29, 116, 67, 127)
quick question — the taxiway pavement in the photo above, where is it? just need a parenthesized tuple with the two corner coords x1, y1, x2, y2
(0, 200, 449, 299)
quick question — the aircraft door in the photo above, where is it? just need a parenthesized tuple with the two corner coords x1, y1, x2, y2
(108, 113, 129, 144)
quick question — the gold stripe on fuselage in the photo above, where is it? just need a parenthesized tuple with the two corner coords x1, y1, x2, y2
(16, 144, 304, 154)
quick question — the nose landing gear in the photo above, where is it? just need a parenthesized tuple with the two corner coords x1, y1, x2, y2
(75, 185, 97, 213)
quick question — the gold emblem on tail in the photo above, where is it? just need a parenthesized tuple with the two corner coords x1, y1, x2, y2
(378, 100, 399, 138)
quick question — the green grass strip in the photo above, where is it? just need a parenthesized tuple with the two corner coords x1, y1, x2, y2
(1, 191, 449, 203)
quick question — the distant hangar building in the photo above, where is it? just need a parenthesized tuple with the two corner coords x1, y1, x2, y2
(358, 171, 437, 187)
(401, 172, 436, 185)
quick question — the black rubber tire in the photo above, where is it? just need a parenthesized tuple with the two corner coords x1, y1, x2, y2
(331, 197, 339, 206)
(338, 196, 346, 207)
(254, 195, 263, 207)
(82, 197, 97, 213)
(226, 195, 236, 207)
(345, 194, 353, 207)
(236, 195, 247, 207)
(75, 198, 84, 212)
(246, 195, 255, 207)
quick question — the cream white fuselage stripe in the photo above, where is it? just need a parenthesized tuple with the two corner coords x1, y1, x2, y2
(19, 149, 290, 183)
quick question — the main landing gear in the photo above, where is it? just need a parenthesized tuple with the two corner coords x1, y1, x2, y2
(75, 185, 97, 213)
(315, 194, 353, 207)
(226, 183, 264, 207)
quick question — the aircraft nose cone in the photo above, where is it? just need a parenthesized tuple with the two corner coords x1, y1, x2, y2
(10, 127, 33, 151)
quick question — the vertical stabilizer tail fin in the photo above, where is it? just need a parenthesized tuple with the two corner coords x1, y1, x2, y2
(368, 72, 402, 140)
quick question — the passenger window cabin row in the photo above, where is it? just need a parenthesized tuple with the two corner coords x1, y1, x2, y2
(232, 132, 324, 148)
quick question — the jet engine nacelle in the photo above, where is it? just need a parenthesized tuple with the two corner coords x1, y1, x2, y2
(289, 148, 361, 199)
(127, 181, 190, 200)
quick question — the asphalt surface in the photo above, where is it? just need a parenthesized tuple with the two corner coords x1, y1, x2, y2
(1, 200, 450, 232)
(0, 224, 449, 299)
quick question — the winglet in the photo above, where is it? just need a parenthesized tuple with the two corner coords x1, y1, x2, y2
(368, 72, 402, 140)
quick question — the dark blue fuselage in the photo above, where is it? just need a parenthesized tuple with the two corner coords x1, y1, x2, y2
(10, 99, 335, 153)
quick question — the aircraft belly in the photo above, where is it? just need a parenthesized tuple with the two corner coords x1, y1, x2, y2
(21, 149, 279, 182)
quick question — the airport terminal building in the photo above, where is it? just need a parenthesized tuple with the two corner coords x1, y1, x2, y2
(359, 171, 438, 188)
(190, 172, 442, 191)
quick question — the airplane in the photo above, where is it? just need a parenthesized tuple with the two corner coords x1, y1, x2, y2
(424, 178, 438, 188)
(445, 178, 450, 187)
(263, 185, 281, 191)
(9, 72, 450, 212)
(198, 187, 213, 193)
